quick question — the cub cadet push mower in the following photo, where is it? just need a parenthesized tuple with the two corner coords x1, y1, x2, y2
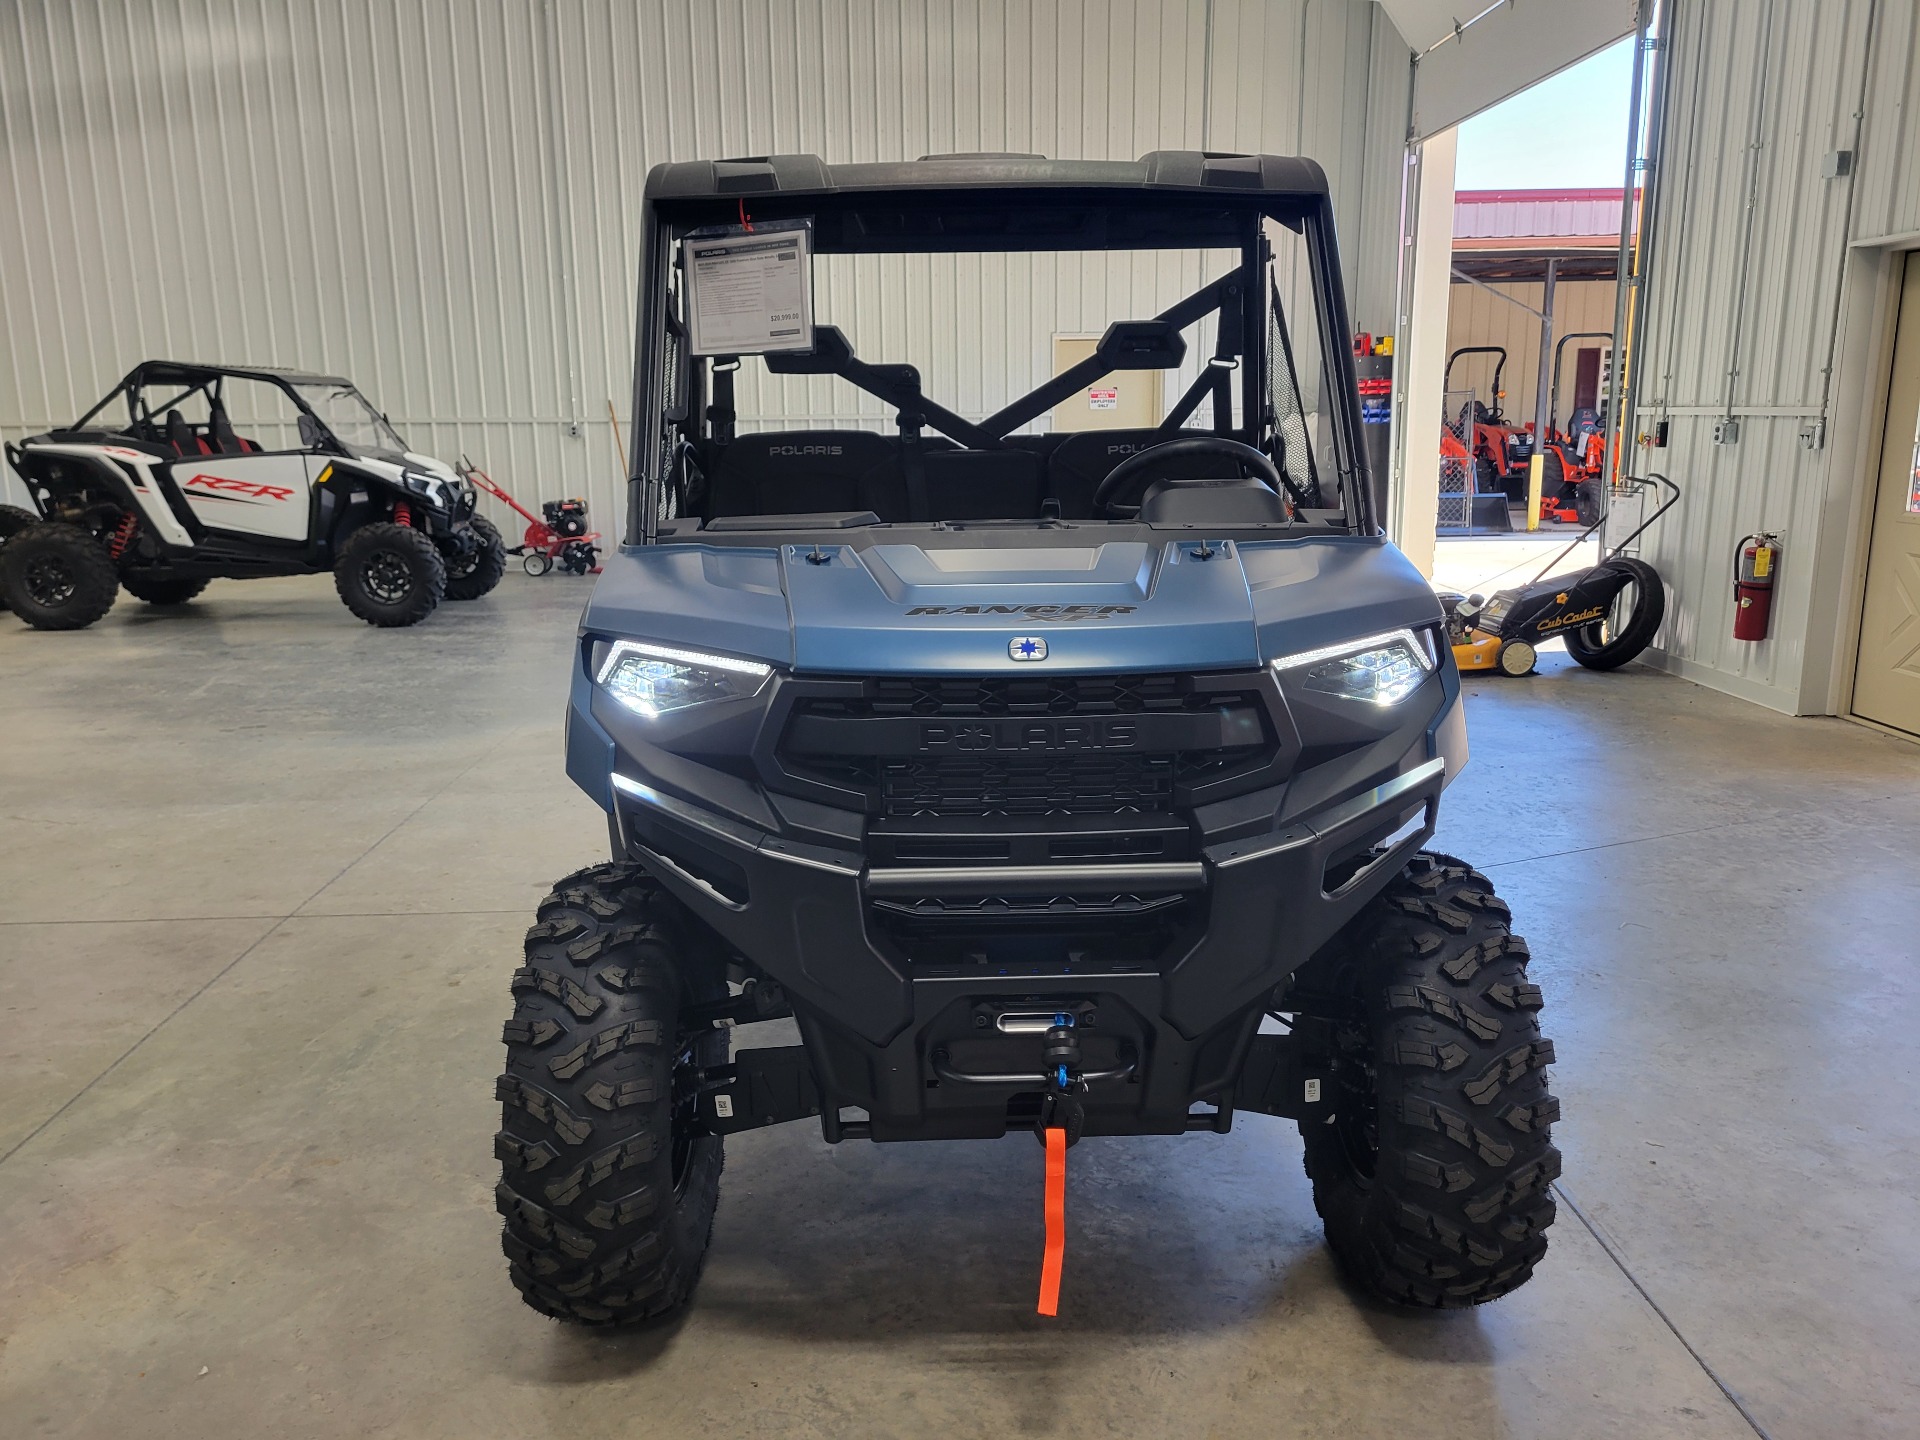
(1441, 473, 1678, 676)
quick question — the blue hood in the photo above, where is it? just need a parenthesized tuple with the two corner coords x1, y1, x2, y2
(582, 535, 1441, 675)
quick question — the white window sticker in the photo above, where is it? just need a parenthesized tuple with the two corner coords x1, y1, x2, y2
(684, 221, 814, 356)
(1304, 1078, 1322, 1103)
(713, 1094, 735, 1119)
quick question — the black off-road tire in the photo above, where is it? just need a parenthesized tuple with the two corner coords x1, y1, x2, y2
(333, 522, 446, 627)
(0, 504, 39, 614)
(1296, 852, 1559, 1307)
(0, 522, 119, 631)
(1565, 556, 1665, 671)
(121, 573, 210, 606)
(496, 863, 729, 1326)
(1541, 448, 1567, 499)
(444, 515, 507, 601)
(1573, 475, 1604, 528)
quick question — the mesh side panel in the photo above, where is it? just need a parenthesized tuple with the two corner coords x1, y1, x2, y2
(1438, 387, 1478, 528)
(1266, 284, 1323, 506)
(654, 322, 686, 523)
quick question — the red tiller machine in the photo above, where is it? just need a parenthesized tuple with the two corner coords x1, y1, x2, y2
(457, 459, 601, 576)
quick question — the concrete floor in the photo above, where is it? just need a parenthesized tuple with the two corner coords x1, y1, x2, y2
(2, 574, 1918, 1440)
(1430, 533, 1600, 597)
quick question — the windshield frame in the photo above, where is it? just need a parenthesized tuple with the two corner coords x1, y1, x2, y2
(626, 187, 1372, 544)
(290, 381, 408, 459)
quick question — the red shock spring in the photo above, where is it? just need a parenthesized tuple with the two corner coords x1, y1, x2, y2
(108, 511, 139, 561)
(393, 501, 412, 528)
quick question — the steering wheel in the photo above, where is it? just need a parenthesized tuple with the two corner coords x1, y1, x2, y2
(1092, 437, 1288, 518)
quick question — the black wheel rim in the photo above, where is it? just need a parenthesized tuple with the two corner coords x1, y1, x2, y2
(361, 550, 415, 605)
(447, 548, 478, 580)
(23, 554, 76, 608)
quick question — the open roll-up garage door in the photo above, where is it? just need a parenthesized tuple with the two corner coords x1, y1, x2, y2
(1381, 0, 1639, 140)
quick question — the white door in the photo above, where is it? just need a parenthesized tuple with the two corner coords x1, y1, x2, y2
(1852, 252, 1920, 736)
(173, 454, 318, 542)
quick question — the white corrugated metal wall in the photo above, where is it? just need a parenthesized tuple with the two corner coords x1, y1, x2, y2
(1, 0, 1412, 532)
(1632, 0, 1920, 712)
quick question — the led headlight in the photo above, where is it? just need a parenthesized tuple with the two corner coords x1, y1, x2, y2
(595, 640, 772, 718)
(402, 471, 449, 505)
(1272, 628, 1434, 706)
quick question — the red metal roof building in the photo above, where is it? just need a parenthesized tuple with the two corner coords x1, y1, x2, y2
(1452, 188, 1640, 280)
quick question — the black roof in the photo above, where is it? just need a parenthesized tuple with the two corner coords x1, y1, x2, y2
(127, 359, 351, 388)
(644, 151, 1330, 203)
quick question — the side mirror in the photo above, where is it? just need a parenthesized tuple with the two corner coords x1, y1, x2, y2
(298, 414, 321, 448)
(1096, 319, 1185, 370)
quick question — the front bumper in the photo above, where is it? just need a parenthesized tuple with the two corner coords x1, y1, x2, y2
(566, 656, 1463, 1140)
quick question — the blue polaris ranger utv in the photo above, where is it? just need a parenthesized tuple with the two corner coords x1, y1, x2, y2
(495, 152, 1558, 1324)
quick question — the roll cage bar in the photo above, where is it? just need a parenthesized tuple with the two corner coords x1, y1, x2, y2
(626, 183, 1374, 542)
(66, 362, 375, 457)
(1444, 346, 1511, 423)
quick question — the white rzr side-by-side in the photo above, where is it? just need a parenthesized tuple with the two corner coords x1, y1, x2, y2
(1, 360, 507, 629)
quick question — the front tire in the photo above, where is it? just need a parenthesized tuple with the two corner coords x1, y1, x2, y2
(333, 522, 446, 627)
(0, 504, 39, 615)
(121, 573, 210, 606)
(1293, 852, 1559, 1307)
(496, 863, 728, 1326)
(0, 522, 119, 631)
(444, 516, 507, 601)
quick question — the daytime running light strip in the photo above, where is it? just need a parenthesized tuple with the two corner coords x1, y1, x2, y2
(1270, 628, 1431, 672)
(596, 639, 774, 685)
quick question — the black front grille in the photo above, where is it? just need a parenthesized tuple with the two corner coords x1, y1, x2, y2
(877, 752, 1172, 817)
(776, 672, 1274, 818)
(800, 673, 1204, 719)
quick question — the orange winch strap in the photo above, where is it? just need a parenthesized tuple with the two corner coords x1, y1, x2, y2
(1038, 1126, 1066, 1316)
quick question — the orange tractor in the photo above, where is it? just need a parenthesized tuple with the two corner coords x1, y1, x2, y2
(1444, 346, 1534, 499)
(1533, 332, 1613, 527)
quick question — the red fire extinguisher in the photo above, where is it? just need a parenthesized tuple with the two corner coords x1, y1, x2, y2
(1732, 533, 1780, 641)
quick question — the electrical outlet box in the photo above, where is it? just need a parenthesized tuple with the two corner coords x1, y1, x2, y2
(1713, 418, 1740, 446)
(1822, 149, 1854, 179)
(1800, 418, 1826, 450)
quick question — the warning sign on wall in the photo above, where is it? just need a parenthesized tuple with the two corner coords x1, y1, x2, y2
(1908, 416, 1920, 514)
(1089, 388, 1118, 411)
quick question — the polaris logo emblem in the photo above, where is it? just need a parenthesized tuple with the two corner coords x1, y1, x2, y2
(1010, 636, 1047, 661)
(906, 604, 1135, 623)
(920, 719, 1138, 751)
(769, 444, 843, 456)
